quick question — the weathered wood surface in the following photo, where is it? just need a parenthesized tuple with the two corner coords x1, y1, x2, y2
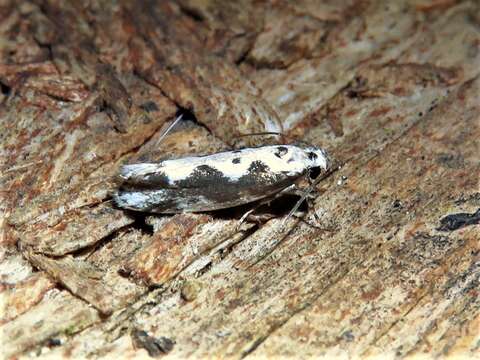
(1, 0, 479, 358)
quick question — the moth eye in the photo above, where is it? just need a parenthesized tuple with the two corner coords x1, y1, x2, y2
(308, 152, 318, 160)
(309, 166, 321, 179)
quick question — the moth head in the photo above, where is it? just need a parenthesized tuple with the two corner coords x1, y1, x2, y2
(303, 146, 331, 179)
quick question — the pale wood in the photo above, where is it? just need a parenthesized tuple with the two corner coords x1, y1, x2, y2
(1, 0, 479, 358)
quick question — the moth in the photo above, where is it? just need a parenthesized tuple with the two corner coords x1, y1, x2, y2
(114, 143, 331, 218)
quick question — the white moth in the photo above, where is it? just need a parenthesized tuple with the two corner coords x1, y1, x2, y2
(114, 143, 331, 215)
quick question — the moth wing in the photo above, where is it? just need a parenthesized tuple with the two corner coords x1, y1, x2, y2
(114, 186, 290, 213)
(115, 146, 309, 213)
(118, 163, 172, 188)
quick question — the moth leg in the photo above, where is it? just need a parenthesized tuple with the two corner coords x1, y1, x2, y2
(280, 184, 324, 228)
(286, 196, 322, 228)
(291, 214, 334, 232)
(289, 195, 335, 232)
(237, 198, 276, 228)
(239, 184, 320, 228)
(238, 207, 258, 225)
(237, 187, 296, 228)
(244, 212, 276, 225)
(287, 194, 329, 231)
(280, 184, 319, 216)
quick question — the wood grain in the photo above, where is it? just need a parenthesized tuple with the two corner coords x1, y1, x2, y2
(1, 0, 479, 358)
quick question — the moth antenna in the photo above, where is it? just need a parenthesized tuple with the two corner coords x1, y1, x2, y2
(236, 131, 295, 144)
(156, 113, 184, 145)
(237, 131, 283, 137)
(237, 133, 318, 149)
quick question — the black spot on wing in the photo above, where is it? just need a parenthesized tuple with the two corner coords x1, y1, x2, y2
(232, 150, 243, 153)
(274, 146, 289, 159)
(169, 160, 305, 208)
(144, 172, 171, 187)
(175, 165, 232, 188)
(236, 160, 279, 188)
(248, 160, 270, 173)
(233, 159, 303, 200)
(232, 158, 241, 164)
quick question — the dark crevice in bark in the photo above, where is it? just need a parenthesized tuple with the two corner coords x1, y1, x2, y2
(241, 336, 269, 358)
(370, 292, 429, 349)
(111, 113, 177, 160)
(177, 4, 205, 23)
(126, 3, 226, 142)
(234, 34, 256, 66)
(174, 107, 221, 140)
(133, 69, 223, 143)
(234, 48, 250, 66)
(218, 225, 260, 262)
(0, 80, 11, 96)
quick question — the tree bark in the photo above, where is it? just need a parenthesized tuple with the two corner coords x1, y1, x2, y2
(1, 0, 479, 358)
